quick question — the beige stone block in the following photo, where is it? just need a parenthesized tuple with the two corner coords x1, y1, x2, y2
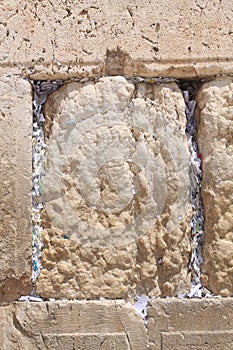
(0, 75, 32, 301)
(2, 299, 233, 350)
(0, 300, 147, 350)
(162, 331, 233, 350)
(148, 298, 233, 350)
(196, 78, 233, 296)
(37, 76, 191, 299)
(1, 1, 233, 78)
(43, 334, 130, 350)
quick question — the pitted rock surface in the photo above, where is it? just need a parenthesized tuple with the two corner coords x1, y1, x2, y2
(37, 76, 192, 299)
(196, 77, 233, 296)
(1, 1, 233, 78)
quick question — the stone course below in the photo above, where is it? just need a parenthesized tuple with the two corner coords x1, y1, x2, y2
(1, 298, 233, 350)
(149, 298, 233, 350)
(0, 300, 147, 350)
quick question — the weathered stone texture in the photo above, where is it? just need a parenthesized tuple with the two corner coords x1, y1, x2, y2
(196, 78, 233, 296)
(0, 75, 32, 301)
(1, 298, 233, 349)
(149, 298, 233, 350)
(0, 300, 147, 350)
(0, 1, 233, 78)
(161, 332, 233, 350)
(37, 76, 192, 299)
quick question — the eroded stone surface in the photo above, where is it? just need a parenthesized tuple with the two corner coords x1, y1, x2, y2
(0, 1, 233, 78)
(0, 75, 32, 301)
(161, 332, 233, 350)
(0, 300, 147, 350)
(1, 298, 233, 350)
(149, 298, 233, 350)
(196, 78, 233, 296)
(37, 76, 192, 299)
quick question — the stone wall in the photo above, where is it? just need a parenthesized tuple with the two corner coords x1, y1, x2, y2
(0, 1, 233, 349)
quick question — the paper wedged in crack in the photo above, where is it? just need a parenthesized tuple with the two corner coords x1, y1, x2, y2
(37, 76, 191, 299)
(196, 77, 233, 296)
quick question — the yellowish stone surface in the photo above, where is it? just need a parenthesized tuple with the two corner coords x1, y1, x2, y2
(37, 77, 192, 299)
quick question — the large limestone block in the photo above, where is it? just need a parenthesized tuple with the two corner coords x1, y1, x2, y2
(0, 75, 32, 301)
(37, 76, 191, 299)
(2, 298, 233, 350)
(196, 78, 233, 296)
(0, 1, 233, 78)
(148, 298, 233, 350)
(0, 300, 147, 350)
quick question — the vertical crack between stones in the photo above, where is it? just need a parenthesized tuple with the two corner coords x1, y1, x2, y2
(30, 79, 63, 293)
(181, 82, 209, 297)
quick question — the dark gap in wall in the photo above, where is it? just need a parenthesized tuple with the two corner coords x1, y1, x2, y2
(178, 80, 211, 297)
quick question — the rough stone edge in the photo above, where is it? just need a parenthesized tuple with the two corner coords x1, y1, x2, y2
(2, 59, 233, 80)
(0, 75, 32, 301)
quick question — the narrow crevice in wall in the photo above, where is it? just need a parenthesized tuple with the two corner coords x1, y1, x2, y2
(179, 81, 204, 295)
(179, 79, 215, 297)
(30, 80, 63, 295)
